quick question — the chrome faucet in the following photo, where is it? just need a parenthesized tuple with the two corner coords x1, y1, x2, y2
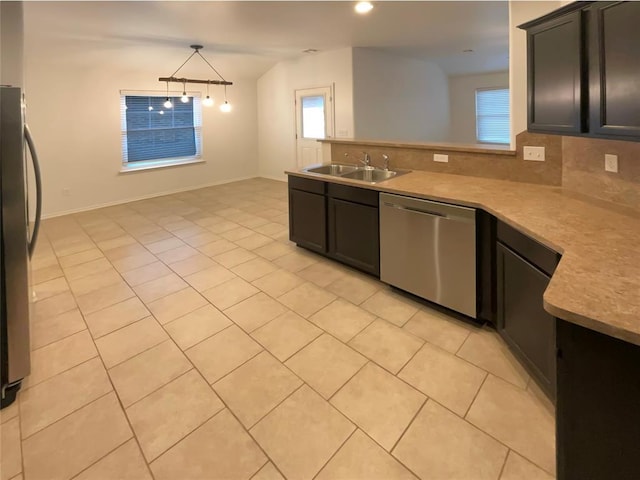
(361, 151, 371, 168)
(382, 154, 390, 171)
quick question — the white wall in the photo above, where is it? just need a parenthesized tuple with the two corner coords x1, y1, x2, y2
(1, 1, 24, 87)
(257, 48, 354, 181)
(509, 0, 562, 146)
(352, 48, 450, 143)
(23, 42, 258, 217)
(449, 71, 509, 144)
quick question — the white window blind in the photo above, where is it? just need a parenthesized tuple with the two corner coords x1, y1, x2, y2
(120, 91, 202, 165)
(476, 88, 510, 144)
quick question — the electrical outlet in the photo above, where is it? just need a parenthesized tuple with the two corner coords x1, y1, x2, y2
(434, 154, 448, 163)
(605, 154, 618, 173)
(337, 129, 349, 137)
(523, 146, 545, 161)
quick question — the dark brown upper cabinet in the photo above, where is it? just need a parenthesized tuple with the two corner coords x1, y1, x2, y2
(520, 1, 640, 141)
(589, 1, 640, 139)
(525, 10, 584, 134)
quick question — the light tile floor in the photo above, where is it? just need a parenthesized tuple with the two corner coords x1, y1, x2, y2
(1, 178, 556, 480)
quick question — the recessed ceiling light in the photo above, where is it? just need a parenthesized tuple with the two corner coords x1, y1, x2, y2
(355, 2, 374, 14)
(303, 48, 319, 54)
(463, 49, 474, 53)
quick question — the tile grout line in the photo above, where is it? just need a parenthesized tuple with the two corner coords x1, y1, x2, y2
(128, 377, 224, 468)
(18, 356, 106, 439)
(327, 360, 371, 403)
(386, 400, 432, 480)
(463, 371, 490, 419)
(19, 350, 100, 393)
(389, 396, 430, 455)
(311, 426, 359, 480)
(496, 449, 512, 480)
(227, 383, 307, 480)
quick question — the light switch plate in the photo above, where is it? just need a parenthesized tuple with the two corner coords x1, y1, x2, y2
(605, 154, 618, 173)
(523, 146, 545, 162)
(434, 154, 448, 163)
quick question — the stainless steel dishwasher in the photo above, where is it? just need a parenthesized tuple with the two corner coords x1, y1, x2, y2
(379, 193, 477, 318)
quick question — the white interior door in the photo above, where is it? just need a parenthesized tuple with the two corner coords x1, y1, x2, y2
(295, 86, 333, 168)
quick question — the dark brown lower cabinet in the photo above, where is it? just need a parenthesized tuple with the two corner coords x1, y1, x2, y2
(288, 177, 327, 254)
(326, 182, 380, 276)
(556, 320, 640, 480)
(328, 197, 379, 276)
(288, 176, 380, 276)
(496, 221, 559, 399)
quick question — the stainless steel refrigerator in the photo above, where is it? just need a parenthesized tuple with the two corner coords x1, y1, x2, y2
(1, 86, 42, 409)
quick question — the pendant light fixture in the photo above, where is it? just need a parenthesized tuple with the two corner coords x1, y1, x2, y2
(159, 45, 233, 109)
(203, 82, 214, 107)
(163, 81, 173, 109)
(180, 80, 189, 103)
(220, 84, 231, 113)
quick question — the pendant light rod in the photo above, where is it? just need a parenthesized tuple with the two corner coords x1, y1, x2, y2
(169, 48, 199, 78)
(160, 45, 232, 87)
(193, 48, 227, 82)
(158, 76, 233, 86)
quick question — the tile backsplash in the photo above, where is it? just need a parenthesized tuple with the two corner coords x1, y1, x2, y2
(329, 133, 640, 211)
(330, 132, 563, 186)
(562, 136, 640, 210)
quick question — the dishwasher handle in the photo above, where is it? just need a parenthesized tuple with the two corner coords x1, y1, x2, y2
(382, 202, 446, 218)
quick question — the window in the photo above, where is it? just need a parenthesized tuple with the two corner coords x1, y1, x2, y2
(120, 92, 202, 167)
(475, 88, 510, 144)
(301, 95, 326, 139)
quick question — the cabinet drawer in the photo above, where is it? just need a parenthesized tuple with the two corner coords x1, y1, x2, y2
(327, 183, 378, 207)
(497, 221, 559, 276)
(288, 176, 326, 194)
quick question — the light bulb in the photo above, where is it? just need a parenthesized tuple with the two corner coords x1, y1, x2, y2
(355, 1, 373, 14)
(148, 106, 153, 111)
(181, 93, 189, 103)
(159, 110, 165, 115)
(220, 101, 231, 113)
(202, 95, 214, 107)
(163, 98, 172, 109)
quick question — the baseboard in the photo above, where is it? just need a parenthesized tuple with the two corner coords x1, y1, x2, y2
(41, 175, 259, 219)
(259, 174, 287, 183)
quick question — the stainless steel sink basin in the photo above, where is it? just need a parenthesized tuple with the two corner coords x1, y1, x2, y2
(342, 168, 410, 183)
(304, 164, 360, 176)
(341, 169, 395, 183)
(302, 163, 410, 184)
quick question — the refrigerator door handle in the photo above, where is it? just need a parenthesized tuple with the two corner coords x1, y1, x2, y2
(24, 124, 42, 259)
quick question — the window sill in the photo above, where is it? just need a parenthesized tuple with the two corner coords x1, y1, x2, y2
(119, 157, 204, 174)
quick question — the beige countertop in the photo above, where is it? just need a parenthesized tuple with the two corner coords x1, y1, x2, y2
(286, 168, 640, 347)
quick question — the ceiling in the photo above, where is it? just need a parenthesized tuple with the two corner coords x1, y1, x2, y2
(24, 1, 509, 78)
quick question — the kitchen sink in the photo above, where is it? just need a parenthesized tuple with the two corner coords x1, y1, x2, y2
(303, 164, 410, 184)
(304, 164, 360, 175)
(342, 168, 401, 183)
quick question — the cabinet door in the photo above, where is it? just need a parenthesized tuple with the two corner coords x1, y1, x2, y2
(557, 320, 640, 480)
(328, 197, 379, 276)
(589, 1, 640, 138)
(288, 188, 327, 254)
(527, 11, 584, 134)
(497, 243, 556, 398)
